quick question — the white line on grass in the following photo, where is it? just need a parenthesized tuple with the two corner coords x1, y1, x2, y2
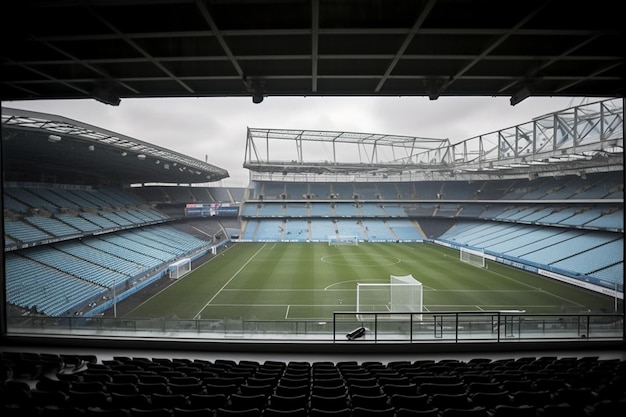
(421, 244, 585, 306)
(433, 289, 539, 292)
(221, 288, 355, 292)
(485, 268, 585, 307)
(205, 303, 355, 307)
(126, 244, 238, 316)
(285, 305, 290, 319)
(428, 304, 561, 309)
(194, 243, 267, 318)
(324, 280, 437, 291)
(324, 280, 374, 290)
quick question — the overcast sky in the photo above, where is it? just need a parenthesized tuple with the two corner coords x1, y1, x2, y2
(4, 95, 600, 186)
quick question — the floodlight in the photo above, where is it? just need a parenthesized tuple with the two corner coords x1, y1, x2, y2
(252, 92, 264, 104)
(92, 80, 121, 106)
(510, 86, 531, 106)
(423, 77, 451, 100)
(48, 134, 62, 142)
(244, 75, 265, 103)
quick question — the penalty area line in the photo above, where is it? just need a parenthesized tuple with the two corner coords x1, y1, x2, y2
(194, 243, 267, 318)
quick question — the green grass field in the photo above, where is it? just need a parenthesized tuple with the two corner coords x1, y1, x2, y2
(126, 242, 615, 321)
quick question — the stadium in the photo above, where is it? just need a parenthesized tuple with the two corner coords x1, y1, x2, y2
(3, 97, 623, 343)
(1, 1, 625, 416)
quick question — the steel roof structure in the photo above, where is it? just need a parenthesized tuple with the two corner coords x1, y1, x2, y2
(2, 107, 229, 185)
(245, 98, 623, 180)
(1, 0, 623, 105)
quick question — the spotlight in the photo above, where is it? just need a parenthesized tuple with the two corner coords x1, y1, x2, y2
(510, 86, 531, 106)
(243, 75, 265, 104)
(252, 93, 264, 104)
(137, 154, 146, 160)
(121, 152, 127, 156)
(88, 145, 95, 151)
(423, 77, 449, 101)
(92, 80, 121, 106)
(48, 134, 62, 142)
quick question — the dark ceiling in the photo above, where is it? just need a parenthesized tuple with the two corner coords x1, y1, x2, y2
(1, 0, 623, 105)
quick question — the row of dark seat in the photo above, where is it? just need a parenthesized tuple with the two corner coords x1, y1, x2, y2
(1, 352, 625, 417)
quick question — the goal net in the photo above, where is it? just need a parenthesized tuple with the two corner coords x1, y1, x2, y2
(169, 258, 191, 279)
(328, 235, 359, 246)
(460, 247, 486, 268)
(356, 274, 423, 321)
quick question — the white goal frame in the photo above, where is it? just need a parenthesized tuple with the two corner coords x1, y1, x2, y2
(169, 258, 191, 279)
(460, 247, 486, 268)
(356, 274, 423, 321)
(328, 235, 359, 246)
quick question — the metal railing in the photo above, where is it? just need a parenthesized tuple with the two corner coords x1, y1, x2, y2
(332, 311, 624, 343)
(7, 311, 623, 343)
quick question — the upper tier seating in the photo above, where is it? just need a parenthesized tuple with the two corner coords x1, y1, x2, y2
(4, 185, 171, 249)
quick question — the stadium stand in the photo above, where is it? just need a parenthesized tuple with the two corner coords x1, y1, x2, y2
(15, 166, 620, 313)
(3, 182, 217, 317)
(232, 163, 623, 299)
(1, 351, 625, 417)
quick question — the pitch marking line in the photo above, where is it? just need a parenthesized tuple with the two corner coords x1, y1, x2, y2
(485, 268, 585, 307)
(126, 244, 239, 316)
(324, 280, 375, 290)
(324, 280, 436, 291)
(421, 244, 585, 307)
(194, 242, 267, 318)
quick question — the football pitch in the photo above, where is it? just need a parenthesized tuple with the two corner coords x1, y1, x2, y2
(127, 242, 614, 321)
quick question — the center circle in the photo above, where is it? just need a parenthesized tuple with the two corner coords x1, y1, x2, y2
(321, 254, 401, 267)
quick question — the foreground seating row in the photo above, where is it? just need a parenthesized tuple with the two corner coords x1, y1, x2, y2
(1, 352, 625, 417)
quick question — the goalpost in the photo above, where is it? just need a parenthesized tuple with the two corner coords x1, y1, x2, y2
(328, 235, 359, 246)
(460, 247, 486, 268)
(169, 258, 191, 279)
(356, 274, 423, 321)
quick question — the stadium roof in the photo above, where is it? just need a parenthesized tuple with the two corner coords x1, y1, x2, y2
(244, 127, 451, 174)
(1, 0, 623, 105)
(2, 107, 229, 185)
(245, 99, 623, 180)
